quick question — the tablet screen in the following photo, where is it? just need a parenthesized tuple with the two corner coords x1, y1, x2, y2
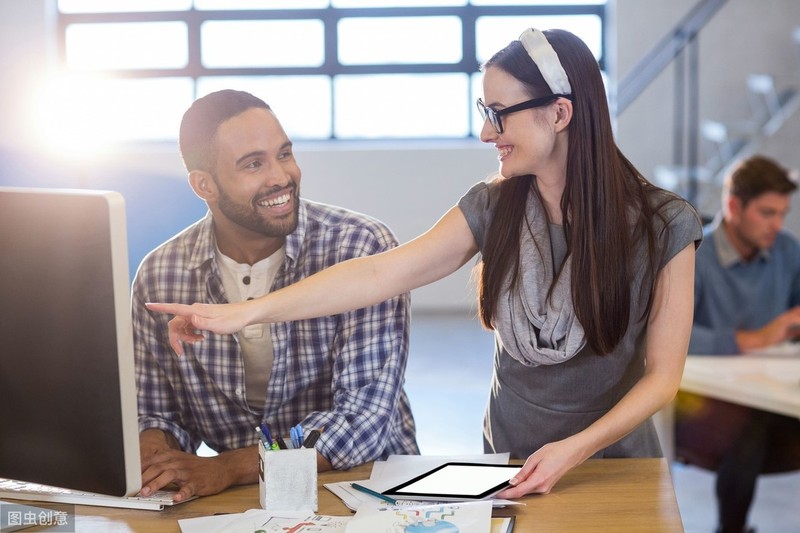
(383, 462, 522, 500)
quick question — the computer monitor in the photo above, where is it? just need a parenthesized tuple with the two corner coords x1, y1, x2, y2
(0, 187, 140, 497)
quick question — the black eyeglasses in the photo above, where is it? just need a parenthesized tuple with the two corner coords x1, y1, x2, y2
(476, 94, 571, 134)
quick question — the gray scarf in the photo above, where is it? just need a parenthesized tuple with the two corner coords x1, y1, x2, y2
(494, 190, 587, 366)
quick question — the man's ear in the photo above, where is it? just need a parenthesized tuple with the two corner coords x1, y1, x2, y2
(553, 97, 573, 133)
(188, 170, 216, 202)
(726, 194, 743, 221)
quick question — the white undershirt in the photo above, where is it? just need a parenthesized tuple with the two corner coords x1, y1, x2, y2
(216, 245, 286, 410)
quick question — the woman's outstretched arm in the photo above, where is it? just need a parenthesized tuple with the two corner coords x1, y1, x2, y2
(146, 206, 479, 354)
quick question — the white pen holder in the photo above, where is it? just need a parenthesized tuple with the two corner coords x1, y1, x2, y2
(259, 445, 318, 513)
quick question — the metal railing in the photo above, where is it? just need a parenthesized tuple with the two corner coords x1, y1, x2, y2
(615, 0, 728, 115)
(614, 0, 728, 206)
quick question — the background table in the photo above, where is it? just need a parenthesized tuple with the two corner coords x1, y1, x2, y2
(681, 354, 800, 417)
(655, 354, 800, 461)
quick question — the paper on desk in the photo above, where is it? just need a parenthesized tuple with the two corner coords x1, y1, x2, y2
(744, 341, 800, 357)
(323, 481, 372, 511)
(324, 481, 452, 511)
(179, 512, 239, 533)
(178, 509, 351, 533)
(324, 453, 520, 511)
(344, 500, 492, 533)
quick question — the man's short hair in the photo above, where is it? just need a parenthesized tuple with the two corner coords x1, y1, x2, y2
(725, 155, 797, 207)
(179, 90, 270, 173)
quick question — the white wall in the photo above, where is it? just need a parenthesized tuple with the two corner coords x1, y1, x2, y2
(297, 140, 497, 312)
(0, 0, 51, 150)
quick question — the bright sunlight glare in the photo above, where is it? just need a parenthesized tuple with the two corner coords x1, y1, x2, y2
(34, 73, 118, 160)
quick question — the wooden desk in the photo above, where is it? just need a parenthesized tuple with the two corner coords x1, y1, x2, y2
(681, 354, 800, 417)
(19, 458, 682, 532)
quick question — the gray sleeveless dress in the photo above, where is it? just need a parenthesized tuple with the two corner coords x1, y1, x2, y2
(458, 180, 703, 459)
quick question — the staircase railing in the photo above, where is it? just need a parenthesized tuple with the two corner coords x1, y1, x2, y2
(614, 0, 728, 206)
(615, 0, 728, 115)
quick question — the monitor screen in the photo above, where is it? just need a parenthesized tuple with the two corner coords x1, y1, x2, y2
(0, 187, 140, 497)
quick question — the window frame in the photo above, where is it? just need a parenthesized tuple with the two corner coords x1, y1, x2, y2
(55, 3, 607, 140)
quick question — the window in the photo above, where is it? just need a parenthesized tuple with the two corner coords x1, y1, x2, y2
(54, 0, 606, 143)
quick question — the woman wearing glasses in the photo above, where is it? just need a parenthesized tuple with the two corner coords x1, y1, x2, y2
(148, 28, 702, 497)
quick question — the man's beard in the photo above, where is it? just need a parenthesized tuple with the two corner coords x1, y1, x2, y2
(215, 180, 300, 237)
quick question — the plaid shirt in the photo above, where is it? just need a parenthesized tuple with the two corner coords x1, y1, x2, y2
(132, 200, 418, 469)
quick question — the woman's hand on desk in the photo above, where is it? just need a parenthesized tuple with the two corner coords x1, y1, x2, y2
(145, 301, 256, 356)
(495, 438, 585, 498)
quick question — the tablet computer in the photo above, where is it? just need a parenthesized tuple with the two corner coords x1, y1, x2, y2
(382, 462, 522, 501)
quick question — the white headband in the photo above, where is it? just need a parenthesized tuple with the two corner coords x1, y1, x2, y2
(519, 28, 572, 95)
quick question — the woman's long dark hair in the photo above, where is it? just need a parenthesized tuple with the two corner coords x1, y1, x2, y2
(477, 29, 670, 355)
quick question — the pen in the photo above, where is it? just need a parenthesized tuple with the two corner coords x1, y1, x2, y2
(261, 423, 280, 450)
(275, 434, 288, 449)
(255, 425, 270, 450)
(259, 423, 273, 442)
(350, 483, 397, 505)
(290, 424, 304, 448)
(302, 429, 321, 449)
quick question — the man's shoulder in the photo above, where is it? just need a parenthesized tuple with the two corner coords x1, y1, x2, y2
(303, 199, 388, 226)
(302, 199, 397, 245)
(136, 216, 210, 275)
(773, 229, 800, 257)
(693, 228, 722, 275)
(775, 229, 800, 245)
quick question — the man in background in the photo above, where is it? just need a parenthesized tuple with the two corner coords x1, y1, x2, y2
(679, 154, 800, 533)
(132, 89, 418, 502)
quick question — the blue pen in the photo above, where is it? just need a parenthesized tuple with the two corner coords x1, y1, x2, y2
(290, 424, 304, 448)
(261, 423, 280, 450)
(261, 423, 275, 444)
(261, 423, 281, 450)
(255, 425, 270, 450)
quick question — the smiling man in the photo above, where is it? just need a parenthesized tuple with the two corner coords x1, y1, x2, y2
(678, 154, 800, 533)
(131, 90, 418, 502)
